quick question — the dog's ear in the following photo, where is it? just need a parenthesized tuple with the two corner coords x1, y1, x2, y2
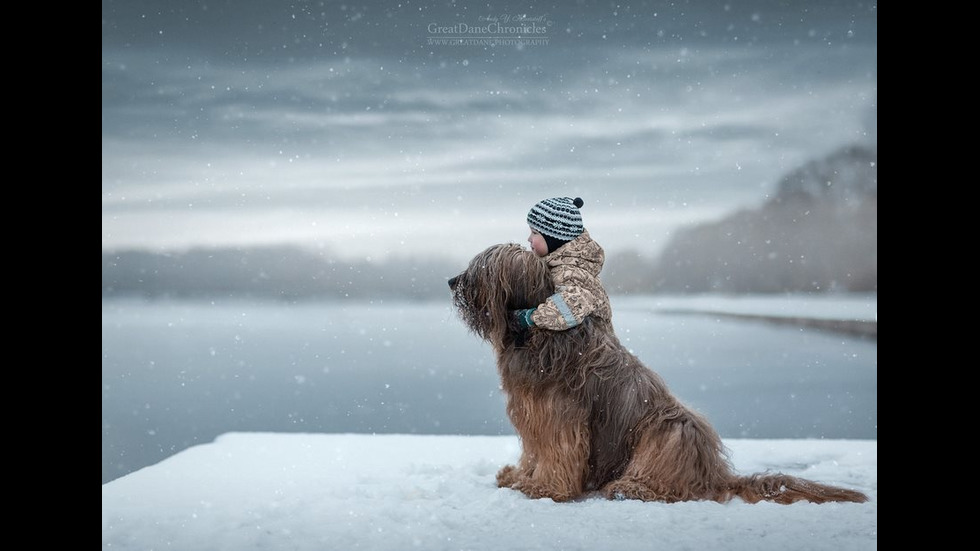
(483, 245, 518, 346)
(505, 248, 553, 309)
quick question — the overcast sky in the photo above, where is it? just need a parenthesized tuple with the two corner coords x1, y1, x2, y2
(102, 1, 877, 261)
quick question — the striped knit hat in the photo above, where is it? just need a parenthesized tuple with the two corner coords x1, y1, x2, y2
(527, 197, 585, 252)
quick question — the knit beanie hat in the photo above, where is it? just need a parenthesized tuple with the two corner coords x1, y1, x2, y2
(527, 197, 585, 253)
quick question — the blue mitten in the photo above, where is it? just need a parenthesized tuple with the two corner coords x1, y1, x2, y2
(515, 308, 537, 329)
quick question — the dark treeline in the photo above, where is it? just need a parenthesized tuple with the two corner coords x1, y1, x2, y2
(103, 145, 877, 299)
(102, 246, 463, 301)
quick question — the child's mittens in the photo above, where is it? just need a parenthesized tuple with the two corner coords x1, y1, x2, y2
(514, 308, 537, 329)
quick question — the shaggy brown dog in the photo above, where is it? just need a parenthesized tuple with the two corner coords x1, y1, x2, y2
(448, 243, 868, 504)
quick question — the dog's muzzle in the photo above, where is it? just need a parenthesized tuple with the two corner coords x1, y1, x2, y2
(447, 275, 460, 290)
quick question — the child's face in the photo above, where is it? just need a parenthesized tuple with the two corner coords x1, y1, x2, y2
(528, 228, 549, 257)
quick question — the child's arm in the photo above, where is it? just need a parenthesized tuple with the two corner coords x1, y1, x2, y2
(516, 285, 600, 331)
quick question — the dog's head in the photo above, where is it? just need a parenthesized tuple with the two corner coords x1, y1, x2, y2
(448, 243, 554, 347)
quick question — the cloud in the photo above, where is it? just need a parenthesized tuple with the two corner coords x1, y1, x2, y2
(102, 4, 875, 260)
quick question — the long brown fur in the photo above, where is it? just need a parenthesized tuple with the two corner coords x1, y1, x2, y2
(448, 243, 868, 504)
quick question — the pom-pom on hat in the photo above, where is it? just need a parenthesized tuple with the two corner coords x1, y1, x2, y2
(527, 197, 585, 252)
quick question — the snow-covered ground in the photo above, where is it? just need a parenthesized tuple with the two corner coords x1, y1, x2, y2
(101, 433, 876, 551)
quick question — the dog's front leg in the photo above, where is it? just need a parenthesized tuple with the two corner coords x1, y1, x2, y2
(516, 432, 589, 501)
(496, 433, 540, 488)
(511, 407, 590, 502)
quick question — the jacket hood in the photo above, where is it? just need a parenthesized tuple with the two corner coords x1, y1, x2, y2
(545, 229, 604, 276)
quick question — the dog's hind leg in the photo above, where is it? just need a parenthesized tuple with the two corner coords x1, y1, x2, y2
(602, 414, 734, 503)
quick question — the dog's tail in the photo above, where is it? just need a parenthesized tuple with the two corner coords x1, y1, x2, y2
(730, 473, 868, 504)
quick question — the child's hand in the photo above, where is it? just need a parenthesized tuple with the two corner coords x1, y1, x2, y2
(508, 309, 535, 347)
(514, 308, 537, 329)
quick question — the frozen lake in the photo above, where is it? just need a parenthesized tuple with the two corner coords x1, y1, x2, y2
(102, 294, 877, 484)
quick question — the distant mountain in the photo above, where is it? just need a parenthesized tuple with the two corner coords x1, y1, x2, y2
(607, 145, 877, 294)
(102, 245, 461, 300)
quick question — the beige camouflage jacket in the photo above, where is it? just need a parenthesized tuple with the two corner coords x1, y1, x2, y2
(530, 230, 612, 330)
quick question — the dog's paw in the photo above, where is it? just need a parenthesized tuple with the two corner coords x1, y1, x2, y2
(496, 465, 520, 488)
(514, 479, 575, 502)
(603, 480, 660, 502)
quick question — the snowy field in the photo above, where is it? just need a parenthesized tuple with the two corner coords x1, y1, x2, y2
(101, 433, 877, 551)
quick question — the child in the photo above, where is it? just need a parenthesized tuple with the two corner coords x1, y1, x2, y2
(515, 196, 612, 331)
